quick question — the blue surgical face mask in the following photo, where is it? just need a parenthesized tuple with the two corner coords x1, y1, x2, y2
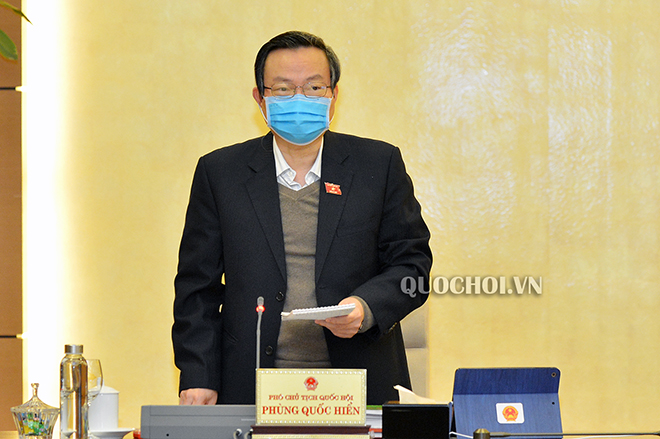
(263, 95, 332, 146)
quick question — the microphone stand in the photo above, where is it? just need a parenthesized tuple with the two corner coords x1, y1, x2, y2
(473, 429, 660, 439)
(256, 296, 264, 370)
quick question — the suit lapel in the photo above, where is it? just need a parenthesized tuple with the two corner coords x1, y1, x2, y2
(246, 134, 287, 282)
(315, 132, 353, 282)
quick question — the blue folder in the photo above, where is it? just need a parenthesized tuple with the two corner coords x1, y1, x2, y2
(452, 368, 562, 439)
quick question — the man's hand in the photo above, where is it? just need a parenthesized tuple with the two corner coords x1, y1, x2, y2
(315, 297, 364, 338)
(179, 388, 218, 405)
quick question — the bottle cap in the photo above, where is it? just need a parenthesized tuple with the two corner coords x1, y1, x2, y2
(64, 344, 83, 354)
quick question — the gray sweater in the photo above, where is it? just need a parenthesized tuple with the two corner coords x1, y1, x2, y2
(275, 182, 332, 368)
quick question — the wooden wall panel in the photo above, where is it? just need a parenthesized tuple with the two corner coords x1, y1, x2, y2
(0, 338, 22, 430)
(0, 0, 22, 87)
(1, 1, 23, 432)
(0, 90, 22, 336)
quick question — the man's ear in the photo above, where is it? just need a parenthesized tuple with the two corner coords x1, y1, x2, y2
(252, 87, 263, 105)
(253, 86, 268, 119)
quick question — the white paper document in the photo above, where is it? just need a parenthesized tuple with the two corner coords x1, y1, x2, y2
(281, 303, 356, 321)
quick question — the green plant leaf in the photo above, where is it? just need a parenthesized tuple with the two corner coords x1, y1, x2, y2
(0, 1, 32, 24)
(0, 28, 18, 60)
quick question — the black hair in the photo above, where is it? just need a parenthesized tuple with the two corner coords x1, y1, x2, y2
(254, 30, 341, 96)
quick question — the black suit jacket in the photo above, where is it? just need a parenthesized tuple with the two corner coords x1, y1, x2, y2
(172, 131, 432, 405)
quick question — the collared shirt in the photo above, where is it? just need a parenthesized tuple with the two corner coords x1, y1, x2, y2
(273, 137, 323, 191)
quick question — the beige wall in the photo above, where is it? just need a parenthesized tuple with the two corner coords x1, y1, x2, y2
(22, 0, 660, 432)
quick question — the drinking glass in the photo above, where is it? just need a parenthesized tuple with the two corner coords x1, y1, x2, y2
(86, 359, 103, 438)
(87, 359, 104, 405)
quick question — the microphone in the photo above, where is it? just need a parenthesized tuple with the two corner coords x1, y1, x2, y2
(256, 296, 264, 370)
(473, 428, 660, 439)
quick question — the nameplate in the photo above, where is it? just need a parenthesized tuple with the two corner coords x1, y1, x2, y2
(251, 424, 371, 439)
(256, 368, 366, 425)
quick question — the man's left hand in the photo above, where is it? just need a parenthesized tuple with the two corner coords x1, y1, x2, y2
(315, 297, 364, 338)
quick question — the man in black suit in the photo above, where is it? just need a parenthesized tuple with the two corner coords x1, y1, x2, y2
(173, 30, 432, 406)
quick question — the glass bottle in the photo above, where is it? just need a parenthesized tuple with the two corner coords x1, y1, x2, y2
(60, 344, 88, 439)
